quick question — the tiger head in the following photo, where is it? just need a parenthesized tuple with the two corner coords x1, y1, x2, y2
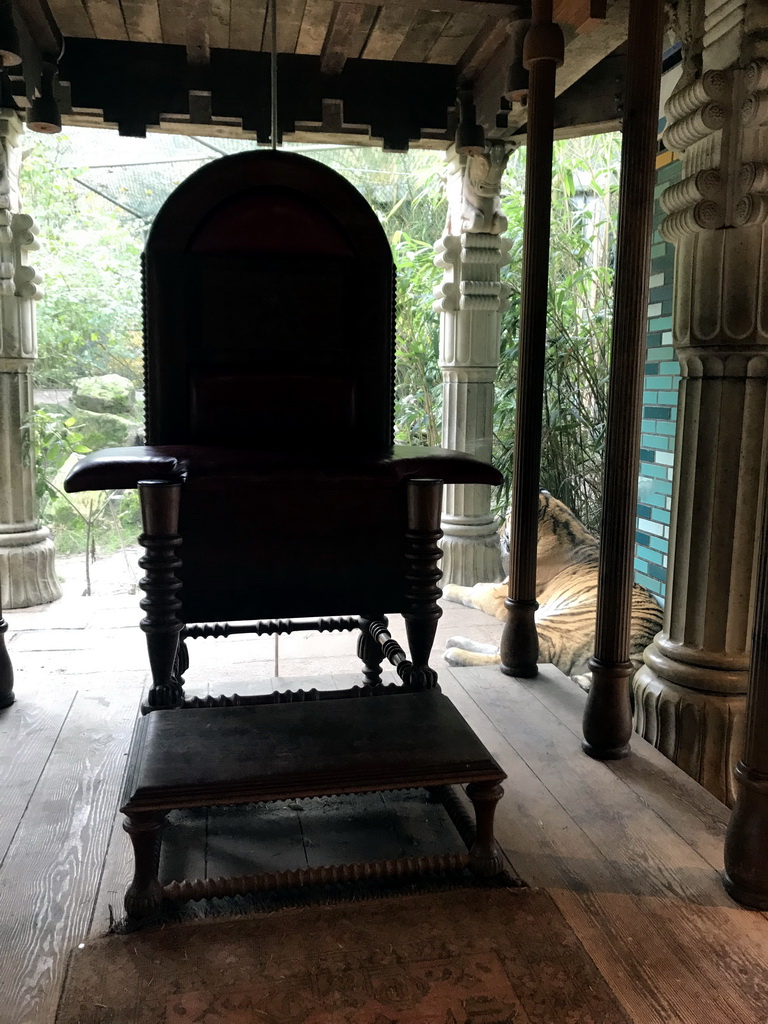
(499, 491, 598, 594)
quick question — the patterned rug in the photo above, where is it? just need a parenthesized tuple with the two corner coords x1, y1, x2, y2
(56, 888, 630, 1024)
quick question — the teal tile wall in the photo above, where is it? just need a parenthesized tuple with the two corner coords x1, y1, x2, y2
(635, 155, 681, 603)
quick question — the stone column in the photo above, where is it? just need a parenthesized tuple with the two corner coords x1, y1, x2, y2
(434, 141, 513, 586)
(0, 109, 60, 609)
(633, 2, 768, 805)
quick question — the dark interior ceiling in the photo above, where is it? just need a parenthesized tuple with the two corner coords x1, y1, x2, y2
(7, 0, 628, 148)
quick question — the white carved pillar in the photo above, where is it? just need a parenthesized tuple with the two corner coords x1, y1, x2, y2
(633, 2, 768, 804)
(435, 141, 513, 586)
(0, 109, 59, 609)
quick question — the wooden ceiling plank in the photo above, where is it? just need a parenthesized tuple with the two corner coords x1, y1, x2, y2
(345, 4, 376, 58)
(427, 9, 485, 64)
(362, 5, 415, 61)
(209, 0, 231, 49)
(120, 0, 162, 43)
(229, 0, 267, 51)
(296, 0, 335, 55)
(47, 0, 95, 38)
(394, 9, 451, 63)
(275, 0, 307, 53)
(157, 0, 185, 44)
(320, 3, 366, 74)
(84, 0, 127, 40)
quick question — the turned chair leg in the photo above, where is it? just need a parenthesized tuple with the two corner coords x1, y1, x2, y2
(358, 614, 388, 687)
(138, 479, 185, 712)
(404, 478, 443, 689)
(466, 781, 505, 877)
(123, 811, 167, 921)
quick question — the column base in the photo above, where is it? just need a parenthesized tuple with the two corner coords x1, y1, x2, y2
(723, 762, 768, 909)
(440, 515, 504, 587)
(633, 664, 745, 805)
(0, 525, 62, 608)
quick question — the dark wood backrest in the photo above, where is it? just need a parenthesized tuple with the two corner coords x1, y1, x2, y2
(143, 150, 395, 454)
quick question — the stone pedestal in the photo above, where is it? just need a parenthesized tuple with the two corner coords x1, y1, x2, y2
(633, 3, 768, 804)
(435, 143, 512, 586)
(0, 110, 59, 609)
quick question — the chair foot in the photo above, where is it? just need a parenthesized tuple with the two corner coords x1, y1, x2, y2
(466, 781, 505, 877)
(123, 811, 166, 921)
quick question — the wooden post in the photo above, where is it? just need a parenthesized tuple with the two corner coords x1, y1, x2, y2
(724, 474, 768, 908)
(0, 592, 13, 708)
(499, 0, 563, 677)
(582, 0, 664, 760)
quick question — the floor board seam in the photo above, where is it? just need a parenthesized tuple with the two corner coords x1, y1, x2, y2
(0, 687, 79, 873)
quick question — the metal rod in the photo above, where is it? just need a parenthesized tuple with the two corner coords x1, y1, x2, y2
(499, 0, 563, 678)
(582, 0, 665, 760)
(270, 0, 278, 149)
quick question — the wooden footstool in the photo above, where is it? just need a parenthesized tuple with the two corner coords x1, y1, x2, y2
(120, 690, 507, 920)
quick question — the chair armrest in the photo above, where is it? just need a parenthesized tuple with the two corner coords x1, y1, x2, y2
(386, 446, 503, 486)
(64, 447, 189, 493)
(64, 444, 503, 493)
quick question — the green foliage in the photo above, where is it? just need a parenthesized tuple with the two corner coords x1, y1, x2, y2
(20, 134, 144, 388)
(31, 407, 142, 578)
(494, 134, 620, 532)
(392, 231, 442, 446)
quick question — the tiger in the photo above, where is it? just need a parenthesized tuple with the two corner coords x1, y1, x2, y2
(442, 491, 664, 684)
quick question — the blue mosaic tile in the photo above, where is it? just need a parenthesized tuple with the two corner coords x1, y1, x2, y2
(644, 406, 672, 419)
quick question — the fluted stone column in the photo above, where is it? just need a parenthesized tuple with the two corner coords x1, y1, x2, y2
(434, 141, 513, 586)
(634, 2, 768, 805)
(0, 109, 59, 609)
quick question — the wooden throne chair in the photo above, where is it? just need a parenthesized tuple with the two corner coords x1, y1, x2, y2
(65, 150, 507, 921)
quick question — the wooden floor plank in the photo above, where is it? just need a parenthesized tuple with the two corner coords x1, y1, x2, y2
(439, 670, 623, 891)
(449, 665, 735, 907)
(519, 665, 731, 870)
(87, 804, 131, 938)
(553, 889, 768, 1024)
(0, 687, 75, 866)
(0, 680, 143, 1024)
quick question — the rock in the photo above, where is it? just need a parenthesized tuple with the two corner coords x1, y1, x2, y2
(72, 374, 136, 415)
(72, 407, 144, 449)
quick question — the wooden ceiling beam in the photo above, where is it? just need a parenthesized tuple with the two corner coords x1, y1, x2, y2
(15, 0, 63, 57)
(333, 0, 525, 13)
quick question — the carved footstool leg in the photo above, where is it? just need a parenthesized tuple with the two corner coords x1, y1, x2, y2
(123, 811, 167, 921)
(466, 781, 505, 877)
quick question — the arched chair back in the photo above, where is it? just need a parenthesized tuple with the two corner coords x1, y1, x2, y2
(143, 150, 395, 454)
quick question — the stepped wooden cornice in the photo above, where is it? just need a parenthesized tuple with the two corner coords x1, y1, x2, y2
(5, 0, 627, 145)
